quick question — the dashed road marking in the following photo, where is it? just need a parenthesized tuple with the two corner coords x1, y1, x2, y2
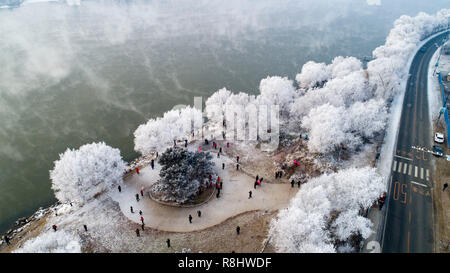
(394, 155, 413, 161)
(414, 166, 418, 177)
(403, 163, 408, 174)
(426, 169, 430, 181)
(408, 164, 412, 176)
(393, 160, 397, 171)
(398, 162, 403, 173)
(420, 168, 424, 180)
(411, 181, 428, 188)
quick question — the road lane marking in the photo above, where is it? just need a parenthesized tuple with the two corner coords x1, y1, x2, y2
(394, 155, 412, 161)
(411, 181, 428, 187)
(426, 169, 430, 181)
(408, 164, 412, 176)
(420, 168, 424, 179)
(393, 160, 397, 171)
(403, 163, 408, 174)
(398, 162, 403, 173)
(414, 166, 418, 177)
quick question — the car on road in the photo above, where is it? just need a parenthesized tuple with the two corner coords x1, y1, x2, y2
(434, 132, 445, 143)
(432, 145, 444, 157)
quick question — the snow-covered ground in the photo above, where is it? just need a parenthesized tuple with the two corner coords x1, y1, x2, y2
(112, 140, 298, 232)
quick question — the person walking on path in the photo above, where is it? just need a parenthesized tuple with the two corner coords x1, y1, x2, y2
(136, 193, 140, 202)
(118, 185, 121, 192)
(189, 214, 193, 224)
(52, 225, 57, 232)
(254, 181, 258, 189)
(140, 187, 144, 197)
(291, 180, 295, 188)
(197, 210, 201, 217)
(217, 152, 220, 158)
(151, 159, 154, 170)
(227, 142, 230, 148)
(185, 139, 188, 148)
(219, 147, 222, 153)
(255, 175, 259, 182)
(141, 223, 145, 231)
(236, 164, 239, 171)
(378, 192, 386, 210)
(216, 188, 221, 198)
(443, 183, 448, 191)
(198, 146, 202, 152)
(236, 226, 240, 235)
(222, 163, 225, 169)
(236, 156, 239, 163)
(135, 167, 140, 175)
(248, 191, 252, 199)
(139, 210, 143, 216)
(174, 139, 177, 146)
(3, 235, 10, 246)
(83, 225, 88, 232)
(130, 206, 134, 213)
(166, 238, 171, 248)
(220, 181, 223, 189)
(136, 228, 140, 237)
(140, 217, 144, 225)
(260, 177, 263, 183)
(297, 181, 301, 188)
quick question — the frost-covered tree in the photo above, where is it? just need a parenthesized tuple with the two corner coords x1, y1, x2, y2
(270, 167, 384, 253)
(155, 147, 215, 204)
(134, 106, 203, 155)
(347, 99, 388, 138)
(205, 87, 232, 125)
(295, 61, 330, 89)
(301, 103, 357, 154)
(257, 76, 296, 112)
(326, 56, 363, 79)
(13, 230, 81, 253)
(301, 98, 387, 154)
(50, 142, 126, 204)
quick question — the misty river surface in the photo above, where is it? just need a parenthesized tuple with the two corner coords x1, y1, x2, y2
(0, 0, 447, 233)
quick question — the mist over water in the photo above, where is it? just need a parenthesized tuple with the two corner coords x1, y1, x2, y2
(0, 0, 447, 232)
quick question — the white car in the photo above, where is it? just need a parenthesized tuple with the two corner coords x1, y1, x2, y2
(434, 132, 445, 143)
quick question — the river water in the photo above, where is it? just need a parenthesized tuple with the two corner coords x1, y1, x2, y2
(0, 0, 447, 233)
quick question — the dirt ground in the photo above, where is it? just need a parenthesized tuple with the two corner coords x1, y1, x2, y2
(432, 120, 450, 253)
(1, 206, 278, 253)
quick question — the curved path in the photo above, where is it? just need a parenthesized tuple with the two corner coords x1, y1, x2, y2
(381, 31, 449, 253)
(111, 142, 298, 232)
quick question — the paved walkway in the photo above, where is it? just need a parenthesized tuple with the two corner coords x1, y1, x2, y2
(111, 142, 298, 232)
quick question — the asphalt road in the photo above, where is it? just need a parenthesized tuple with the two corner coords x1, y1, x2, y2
(381, 32, 449, 253)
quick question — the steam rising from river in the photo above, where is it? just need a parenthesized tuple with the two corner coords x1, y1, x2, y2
(0, 0, 448, 232)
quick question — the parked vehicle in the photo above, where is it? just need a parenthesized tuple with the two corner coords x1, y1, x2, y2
(432, 145, 444, 157)
(434, 132, 445, 143)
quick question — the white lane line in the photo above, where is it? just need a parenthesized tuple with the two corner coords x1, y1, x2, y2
(426, 169, 430, 181)
(420, 168, 424, 179)
(411, 181, 428, 187)
(393, 160, 397, 172)
(394, 155, 413, 161)
(415, 166, 418, 177)
(408, 164, 412, 176)
(403, 163, 408, 174)
(398, 162, 403, 173)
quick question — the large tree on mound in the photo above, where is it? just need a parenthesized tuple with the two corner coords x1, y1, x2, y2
(154, 147, 215, 204)
(50, 142, 126, 204)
